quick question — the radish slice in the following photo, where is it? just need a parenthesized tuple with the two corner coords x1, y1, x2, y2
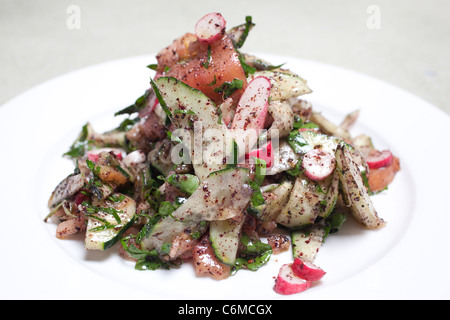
(302, 148, 336, 181)
(245, 141, 274, 167)
(291, 257, 326, 282)
(73, 192, 89, 206)
(195, 12, 226, 44)
(273, 263, 311, 295)
(138, 91, 159, 118)
(123, 150, 146, 168)
(87, 148, 123, 163)
(232, 76, 271, 131)
(366, 149, 393, 169)
(231, 76, 271, 155)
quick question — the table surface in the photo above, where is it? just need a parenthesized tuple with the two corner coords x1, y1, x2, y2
(1, 0, 449, 115)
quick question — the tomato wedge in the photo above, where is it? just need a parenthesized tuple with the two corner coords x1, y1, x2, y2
(165, 34, 247, 104)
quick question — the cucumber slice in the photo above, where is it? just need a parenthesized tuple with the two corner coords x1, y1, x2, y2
(275, 174, 322, 229)
(252, 180, 293, 221)
(141, 167, 252, 253)
(148, 139, 175, 177)
(210, 217, 245, 265)
(152, 77, 233, 181)
(291, 223, 325, 263)
(319, 169, 340, 218)
(85, 193, 136, 250)
(335, 144, 386, 229)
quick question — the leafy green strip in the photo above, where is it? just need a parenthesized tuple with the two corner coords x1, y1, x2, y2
(150, 78, 172, 119)
(287, 117, 320, 154)
(135, 199, 183, 243)
(202, 45, 212, 69)
(247, 158, 266, 212)
(323, 211, 347, 240)
(213, 78, 243, 99)
(235, 16, 255, 49)
(83, 201, 122, 225)
(238, 54, 256, 77)
(158, 173, 200, 196)
(120, 236, 180, 271)
(226, 139, 239, 168)
(63, 123, 91, 158)
(120, 198, 186, 270)
(232, 233, 272, 274)
(115, 90, 152, 116)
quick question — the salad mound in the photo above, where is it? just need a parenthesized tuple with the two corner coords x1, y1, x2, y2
(44, 13, 400, 295)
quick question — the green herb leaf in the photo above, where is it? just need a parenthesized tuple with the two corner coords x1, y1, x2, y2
(235, 16, 255, 49)
(238, 54, 256, 77)
(232, 233, 272, 274)
(202, 45, 212, 69)
(115, 90, 151, 116)
(248, 158, 267, 208)
(161, 243, 172, 255)
(150, 78, 172, 119)
(83, 201, 123, 225)
(158, 173, 200, 196)
(207, 75, 217, 86)
(120, 237, 180, 271)
(253, 157, 266, 187)
(116, 117, 140, 132)
(213, 78, 244, 100)
(173, 109, 196, 115)
(287, 130, 310, 154)
(226, 139, 239, 168)
(63, 123, 91, 158)
(323, 211, 347, 239)
(286, 159, 304, 177)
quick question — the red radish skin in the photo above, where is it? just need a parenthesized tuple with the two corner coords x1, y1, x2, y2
(195, 13, 227, 44)
(73, 192, 89, 206)
(273, 263, 311, 295)
(366, 149, 393, 169)
(302, 149, 336, 181)
(245, 141, 274, 167)
(291, 258, 326, 282)
(138, 91, 159, 118)
(87, 149, 123, 163)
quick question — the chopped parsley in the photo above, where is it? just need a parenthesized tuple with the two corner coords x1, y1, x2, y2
(238, 54, 256, 77)
(232, 233, 272, 274)
(150, 77, 172, 119)
(213, 78, 244, 99)
(158, 173, 200, 196)
(248, 158, 267, 209)
(287, 130, 309, 154)
(115, 89, 152, 116)
(63, 123, 92, 158)
(202, 45, 212, 69)
(120, 236, 181, 271)
(235, 16, 255, 49)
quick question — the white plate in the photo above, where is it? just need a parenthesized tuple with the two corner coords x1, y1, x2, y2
(1, 53, 449, 300)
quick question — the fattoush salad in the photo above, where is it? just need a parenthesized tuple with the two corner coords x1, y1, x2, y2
(44, 13, 400, 295)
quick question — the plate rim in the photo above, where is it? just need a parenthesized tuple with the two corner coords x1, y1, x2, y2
(1, 53, 449, 300)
